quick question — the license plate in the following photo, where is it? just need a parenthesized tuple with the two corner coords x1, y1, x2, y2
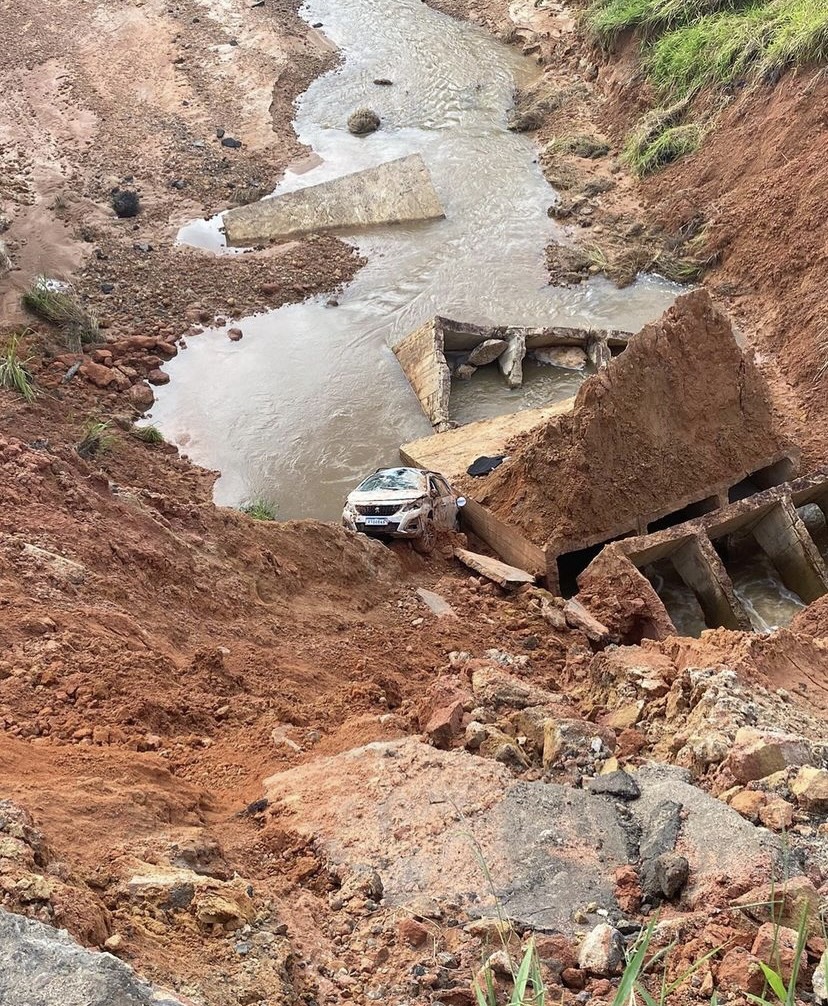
(363, 517, 389, 526)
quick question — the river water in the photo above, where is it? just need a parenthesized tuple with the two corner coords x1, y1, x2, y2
(150, 0, 680, 520)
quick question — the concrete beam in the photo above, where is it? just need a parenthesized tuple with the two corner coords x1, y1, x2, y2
(671, 535, 751, 631)
(751, 497, 828, 604)
(223, 154, 445, 244)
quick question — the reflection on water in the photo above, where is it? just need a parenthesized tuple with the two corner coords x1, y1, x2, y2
(729, 550, 805, 633)
(644, 560, 707, 638)
(151, 0, 681, 520)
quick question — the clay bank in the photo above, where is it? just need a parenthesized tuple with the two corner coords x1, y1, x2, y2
(148, 0, 680, 520)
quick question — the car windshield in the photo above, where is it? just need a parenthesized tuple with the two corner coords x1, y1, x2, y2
(356, 469, 424, 493)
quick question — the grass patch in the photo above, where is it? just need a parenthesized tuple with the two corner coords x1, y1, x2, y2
(0, 335, 36, 403)
(240, 499, 278, 521)
(624, 119, 703, 176)
(586, 0, 828, 97)
(21, 277, 99, 348)
(77, 420, 115, 459)
(131, 424, 165, 445)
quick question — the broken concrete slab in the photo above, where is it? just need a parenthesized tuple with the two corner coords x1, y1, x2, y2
(262, 740, 783, 931)
(263, 737, 629, 932)
(416, 587, 457, 618)
(498, 332, 525, 389)
(468, 339, 508, 366)
(223, 154, 445, 245)
(0, 908, 186, 1005)
(454, 547, 535, 590)
(629, 764, 781, 908)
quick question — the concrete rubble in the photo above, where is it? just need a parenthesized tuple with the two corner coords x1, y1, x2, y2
(222, 154, 445, 245)
(393, 315, 632, 430)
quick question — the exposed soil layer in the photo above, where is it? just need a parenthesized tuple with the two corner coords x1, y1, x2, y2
(466, 290, 792, 551)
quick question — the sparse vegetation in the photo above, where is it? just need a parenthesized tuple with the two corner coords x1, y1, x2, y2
(0, 335, 36, 403)
(474, 939, 545, 1006)
(549, 133, 611, 158)
(622, 101, 700, 176)
(240, 499, 278, 521)
(131, 424, 165, 445)
(586, 0, 828, 99)
(21, 277, 99, 348)
(77, 420, 115, 459)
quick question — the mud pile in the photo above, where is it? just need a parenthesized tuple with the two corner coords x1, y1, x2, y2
(471, 290, 792, 551)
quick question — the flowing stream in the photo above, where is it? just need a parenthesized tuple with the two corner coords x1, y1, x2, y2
(150, 0, 681, 520)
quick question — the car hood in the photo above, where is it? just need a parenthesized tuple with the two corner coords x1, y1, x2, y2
(346, 490, 426, 506)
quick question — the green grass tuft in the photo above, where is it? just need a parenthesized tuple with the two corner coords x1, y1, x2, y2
(131, 424, 165, 445)
(21, 277, 99, 348)
(624, 119, 703, 175)
(240, 499, 278, 521)
(586, 0, 828, 96)
(0, 335, 36, 403)
(77, 420, 115, 459)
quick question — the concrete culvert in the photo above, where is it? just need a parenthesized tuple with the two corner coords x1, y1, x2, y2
(111, 189, 140, 218)
(347, 108, 381, 135)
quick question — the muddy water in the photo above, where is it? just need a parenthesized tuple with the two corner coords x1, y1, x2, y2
(648, 548, 806, 638)
(151, 0, 681, 520)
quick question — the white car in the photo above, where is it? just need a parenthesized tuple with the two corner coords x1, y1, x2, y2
(342, 467, 466, 553)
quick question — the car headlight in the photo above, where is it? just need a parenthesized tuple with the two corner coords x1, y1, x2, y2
(400, 497, 427, 513)
(343, 502, 358, 518)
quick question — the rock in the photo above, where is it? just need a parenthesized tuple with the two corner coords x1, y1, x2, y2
(727, 728, 812, 783)
(497, 332, 525, 389)
(127, 382, 154, 411)
(465, 721, 487, 751)
(147, 369, 170, 386)
(655, 852, 689, 899)
(455, 363, 476, 380)
(791, 766, 828, 809)
(532, 346, 587, 370)
(79, 362, 115, 388)
(416, 587, 457, 619)
(111, 189, 140, 218)
(587, 770, 640, 801)
(373, 78, 393, 85)
(479, 728, 530, 772)
(577, 924, 624, 976)
(751, 922, 799, 981)
(455, 548, 535, 590)
(734, 876, 821, 932)
(605, 701, 645, 731)
(0, 908, 186, 1004)
(759, 796, 795, 831)
(347, 108, 380, 135)
(716, 946, 765, 995)
(425, 700, 464, 750)
(467, 339, 508, 366)
(221, 136, 242, 148)
(729, 789, 767, 821)
(814, 955, 828, 1004)
(639, 800, 681, 861)
(563, 599, 616, 645)
(543, 718, 615, 769)
(228, 327, 243, 341)
(398, 917, 430, 948)
(471, 666, 557, 711)
(561, 967, 586, 989)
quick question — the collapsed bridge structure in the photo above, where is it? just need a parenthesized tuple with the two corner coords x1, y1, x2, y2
(399, 290, 826, 633)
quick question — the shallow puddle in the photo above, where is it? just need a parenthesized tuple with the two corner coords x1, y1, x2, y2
(151, 0, 681, 520)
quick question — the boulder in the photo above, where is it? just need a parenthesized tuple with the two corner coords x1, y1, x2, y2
(751, 922, 800, 981)
(586, 769, 640, 801)
(471, 666, 558, 711)
(425, 700, 464, 750)
(347, 107, 380, 135)
(542, 718, 615, 768)
(127, 382, 154, 411)
(533, 346, 588, 370)
(79, 362, 115, 388)
(791, 766, 828, 809)
(727, 727, 811, 783)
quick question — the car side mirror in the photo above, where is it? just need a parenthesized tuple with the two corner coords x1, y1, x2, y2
(456, 497, 466, 508)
